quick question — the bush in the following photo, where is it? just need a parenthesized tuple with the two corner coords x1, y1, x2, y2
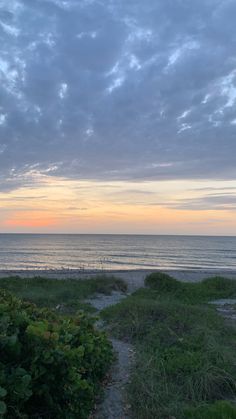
(145, 272, 182, 292)
(0, 289, 113, 418)
(184, 401, 236, 418)
(144, 273, 236, 304)
(200, 277, 236, 297)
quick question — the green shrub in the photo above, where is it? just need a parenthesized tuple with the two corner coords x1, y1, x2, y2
(145, 272, 182, 292)
(184, 401, 236, 418)
(0, 289, 113, 418)
(200, 277, 236, 297)
(144, 273, 236, 304)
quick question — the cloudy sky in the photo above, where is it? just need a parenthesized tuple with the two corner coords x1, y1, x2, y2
(0, 0, 236, 234)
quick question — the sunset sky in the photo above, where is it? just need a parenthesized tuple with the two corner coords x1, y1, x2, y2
(0, 0, 236, 234)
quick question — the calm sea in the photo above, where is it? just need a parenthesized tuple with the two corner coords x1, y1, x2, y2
(0, 234, 236, 271)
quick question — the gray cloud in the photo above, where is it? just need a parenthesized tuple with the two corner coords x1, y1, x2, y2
(152, 192, 236, 211)
(0, 0, 236, 190)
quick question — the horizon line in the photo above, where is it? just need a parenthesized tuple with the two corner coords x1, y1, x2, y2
(0, 232, 236, 238)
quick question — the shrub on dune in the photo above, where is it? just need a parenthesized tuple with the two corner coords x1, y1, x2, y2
(145, 272, 182, 292)
(0, 289, 113, 418)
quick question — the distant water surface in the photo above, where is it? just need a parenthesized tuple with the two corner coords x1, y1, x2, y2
(0, 234, 236, 271)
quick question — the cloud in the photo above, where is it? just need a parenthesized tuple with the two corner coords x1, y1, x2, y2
(0, 0, 236, 192)
(158, 193, 236, 211)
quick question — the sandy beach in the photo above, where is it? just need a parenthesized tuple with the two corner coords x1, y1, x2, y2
(1, 269, 236, 292)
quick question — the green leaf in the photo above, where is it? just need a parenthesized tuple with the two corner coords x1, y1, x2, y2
(0, 387, 7, 398)
(0, 288, 113, 418)
(21, 374, 31, 386)
(0, 401, 6, 415)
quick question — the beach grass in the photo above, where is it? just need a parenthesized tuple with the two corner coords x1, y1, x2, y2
(101, 273, 236, 418)
(0, 275, 127, 314)
(145, 272, 236, 303)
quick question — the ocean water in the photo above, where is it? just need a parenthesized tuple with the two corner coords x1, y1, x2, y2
(0, 234, 236, 271)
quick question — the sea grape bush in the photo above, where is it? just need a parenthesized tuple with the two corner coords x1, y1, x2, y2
(0, 289, 113, 418)
(145, 272, 182, 292)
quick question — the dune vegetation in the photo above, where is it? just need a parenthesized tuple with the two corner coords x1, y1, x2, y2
(0, 275, 127, 418)
(101, 273, 236, 418)
(0, 275, 127, 314)
(1, 273, 236, 418)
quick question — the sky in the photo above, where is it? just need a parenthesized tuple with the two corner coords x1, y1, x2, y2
(0, 0, 236, 235)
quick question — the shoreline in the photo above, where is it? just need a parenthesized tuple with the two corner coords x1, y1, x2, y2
(1, 268, 236, 292)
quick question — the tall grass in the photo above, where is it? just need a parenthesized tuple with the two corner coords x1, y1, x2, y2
(102, 273, 236, 418)
(0, 275, 127, 313)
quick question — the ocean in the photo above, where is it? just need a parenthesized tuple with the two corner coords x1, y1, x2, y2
(0, 234, 236, 271)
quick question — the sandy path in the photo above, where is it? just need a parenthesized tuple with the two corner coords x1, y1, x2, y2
(210, 299, 236, 324)
(87, 291, 134, 419)
(95, 337, 134, 419)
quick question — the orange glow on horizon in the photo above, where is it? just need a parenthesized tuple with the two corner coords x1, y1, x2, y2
(2, 205, 235, 235)
(0, 176, 236, 235)
(4, 212, 57, 229)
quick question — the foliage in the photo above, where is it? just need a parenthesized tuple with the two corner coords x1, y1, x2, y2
(145, 273, 236, 304)
(145, 271, 182, 292)
(0, 276, 127, 314)
(184, 401, 236, 418)
(0, 289, 113, 418)
(102, 275, 236, 418)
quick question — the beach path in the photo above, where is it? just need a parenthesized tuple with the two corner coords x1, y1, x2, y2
(87, 290, 134, 419)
